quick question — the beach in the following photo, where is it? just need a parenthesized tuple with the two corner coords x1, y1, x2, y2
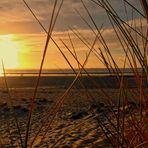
(0, 75, 146, 147)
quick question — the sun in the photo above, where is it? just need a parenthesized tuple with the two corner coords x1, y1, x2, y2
(0, 34, 21, 71)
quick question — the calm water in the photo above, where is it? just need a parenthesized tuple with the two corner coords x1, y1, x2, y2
(2, 68, 140, 76)
(0, 68, 143, 89)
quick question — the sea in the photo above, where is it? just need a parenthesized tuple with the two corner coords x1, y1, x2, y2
(0, 68, 144, 89)
(1, 68, 139, 76)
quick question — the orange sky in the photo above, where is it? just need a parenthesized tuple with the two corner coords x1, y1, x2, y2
(0, 0, 146, 70)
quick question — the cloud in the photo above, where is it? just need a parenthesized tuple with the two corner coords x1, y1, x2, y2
(0, 0, 54, 23)
(13, 14, 147, 54)
(0, 0, 32, 23)
(0, 0, 145, 34)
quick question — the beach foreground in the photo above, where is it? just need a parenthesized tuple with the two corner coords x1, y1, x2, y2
(0, 87, 146, 147)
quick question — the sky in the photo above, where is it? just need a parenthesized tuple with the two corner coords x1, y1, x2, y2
(0, 0, 147, 70)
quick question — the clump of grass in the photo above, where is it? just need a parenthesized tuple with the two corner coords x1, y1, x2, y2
(75, 0, 148, 147)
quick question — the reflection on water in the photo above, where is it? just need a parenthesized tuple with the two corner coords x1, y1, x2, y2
(0, 68, 140, 77)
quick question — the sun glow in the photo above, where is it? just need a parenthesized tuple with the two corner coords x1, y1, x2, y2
(0, 35, 21, 72)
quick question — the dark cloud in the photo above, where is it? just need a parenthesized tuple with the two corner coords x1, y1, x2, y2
(0, 0, 145, 34)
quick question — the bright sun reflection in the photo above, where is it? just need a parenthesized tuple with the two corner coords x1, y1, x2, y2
(0, 34, 21, 74)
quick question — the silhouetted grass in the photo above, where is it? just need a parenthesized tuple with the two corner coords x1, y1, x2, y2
(0, 0, 147, 147)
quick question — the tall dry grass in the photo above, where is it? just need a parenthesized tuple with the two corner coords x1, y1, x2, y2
(78, 0, 148, 147)
(0, 0, 147, 147)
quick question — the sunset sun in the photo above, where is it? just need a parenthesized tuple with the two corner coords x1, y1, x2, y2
(0, 34, 21, 71)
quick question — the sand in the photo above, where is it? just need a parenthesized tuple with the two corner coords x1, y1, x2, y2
(0, 87, 146, 147)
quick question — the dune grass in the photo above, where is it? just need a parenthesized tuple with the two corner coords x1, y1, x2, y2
(0, 0, 147, 147)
